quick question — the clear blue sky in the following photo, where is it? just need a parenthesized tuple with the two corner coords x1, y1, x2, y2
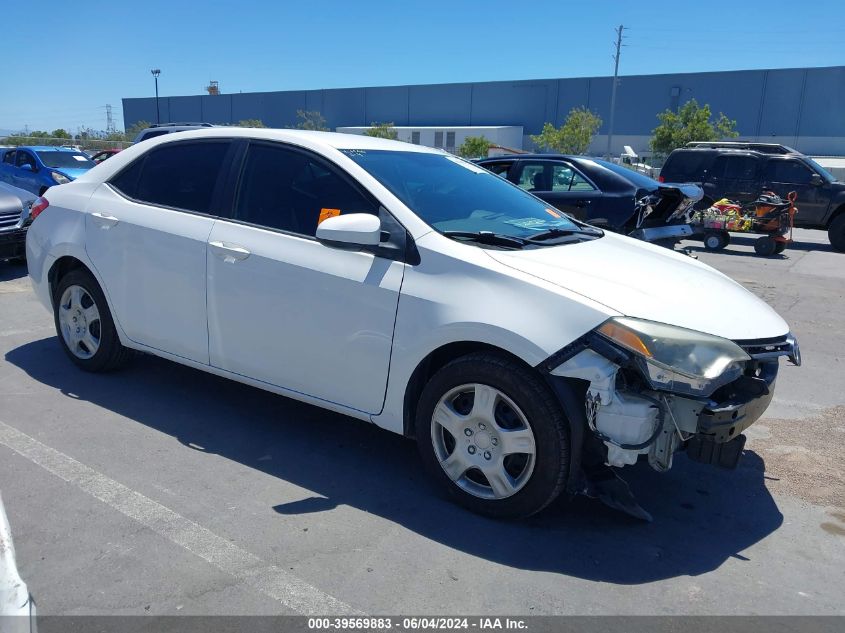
(1, 0, 842, 133)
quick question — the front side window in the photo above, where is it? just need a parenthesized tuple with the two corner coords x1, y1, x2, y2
(552, 164, 595, 192)
(516, 163, 547, 191)
(235, 143, 378, 236)
(112, 141, 230, 214)
(15, 151, 36, 169)
(763, 160, 814, 185)
(341, 150, 581, 238)
(36, 151, 94, 170)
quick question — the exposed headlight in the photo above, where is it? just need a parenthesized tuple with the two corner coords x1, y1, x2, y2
(596, 317, 750, 397)
(51, 171, 70, 184)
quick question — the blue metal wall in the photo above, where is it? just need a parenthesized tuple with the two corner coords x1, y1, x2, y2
(123, 66, 845, 152)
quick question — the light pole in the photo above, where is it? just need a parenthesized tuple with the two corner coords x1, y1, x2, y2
(151, 69, 161, 124)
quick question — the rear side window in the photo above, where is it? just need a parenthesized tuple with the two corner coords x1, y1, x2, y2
(662, 151, 711, 180)
(763, 160, 814, 184)
(234, 143, 378, 237)
(482, 162, 512, 178)
(111, 141, 230, 214)
(712, 155, 759, 180)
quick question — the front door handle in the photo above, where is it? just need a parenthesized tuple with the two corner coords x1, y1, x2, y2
(91, 212, 119, 229)
(209, 240, 251, 263)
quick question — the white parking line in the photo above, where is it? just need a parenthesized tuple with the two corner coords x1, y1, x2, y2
(0, 420, 360, 616)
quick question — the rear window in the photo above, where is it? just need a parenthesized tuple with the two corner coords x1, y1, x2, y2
(110, 141, 230, 214)
(661, 151, 711, 181)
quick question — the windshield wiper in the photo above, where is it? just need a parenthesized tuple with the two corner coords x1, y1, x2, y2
(528, 226, 604, 242)
(442, 231, 529, 249)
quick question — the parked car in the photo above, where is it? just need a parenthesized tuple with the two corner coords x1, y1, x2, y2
(0, 493, 36, 630)
(0, 182, 36, 260)
(477, 154, 702, 244)
(132, 122, 215, 144)
(26, 129, 799, 519)
(90, 149, 121, 164)
(659, 142, 845, 251)
(0, 146, 95, 196)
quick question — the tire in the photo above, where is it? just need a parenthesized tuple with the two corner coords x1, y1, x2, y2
(415, 352, 570, 519)
(774, 241, 787, 254)
(703, 231, 729, 251)
(754, 236, 777, 257)
(829, 214, 845, 252)
(53, 268, 131, 372)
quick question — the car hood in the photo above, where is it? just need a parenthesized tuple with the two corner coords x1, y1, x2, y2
(56, 168, 91, 181)
(0, 182, 34, 215)
(487, 232, 789, 341)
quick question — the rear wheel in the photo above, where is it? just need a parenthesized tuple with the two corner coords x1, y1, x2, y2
(415, 353, 570, 518)
(703, 231, 729, 251)
(754, 236, 778, 256)
(53, 268, 131, 372)
(829, 214, 845, 252)
(774, 241, 787, 254)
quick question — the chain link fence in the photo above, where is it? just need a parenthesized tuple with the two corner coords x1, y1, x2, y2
(0, 136, 132, 151)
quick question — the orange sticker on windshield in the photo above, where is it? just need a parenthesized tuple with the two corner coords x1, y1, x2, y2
(545, 208, 562, 218)
(319, 208, 341, 224)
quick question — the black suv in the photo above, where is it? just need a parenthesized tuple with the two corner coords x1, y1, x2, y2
(660, 142, 845, 251)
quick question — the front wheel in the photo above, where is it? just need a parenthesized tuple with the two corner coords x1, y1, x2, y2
(829, 214, 845, 252)
(703, 231, 729, 251)
(415, 353, 570, 518)
(53, 268, 132, 371)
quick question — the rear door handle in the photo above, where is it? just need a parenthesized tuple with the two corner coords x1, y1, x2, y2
(209, 240, 251, 263)
(91, 212, 119, 228)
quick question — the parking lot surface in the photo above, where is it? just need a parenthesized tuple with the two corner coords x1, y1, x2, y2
(0, 228, 843, 616)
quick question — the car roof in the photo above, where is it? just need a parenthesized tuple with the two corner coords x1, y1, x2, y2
(135, 127, 444, 153)
(669, 147, 804, 158)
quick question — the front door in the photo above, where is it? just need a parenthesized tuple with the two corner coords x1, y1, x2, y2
(206, 141, 404, 414)
(512, 160, 600, 221)
(84, 139, 232, 364)
(761, 159, 830, 226)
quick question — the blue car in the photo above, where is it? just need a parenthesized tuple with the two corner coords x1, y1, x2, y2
(0, 146, 96, 196)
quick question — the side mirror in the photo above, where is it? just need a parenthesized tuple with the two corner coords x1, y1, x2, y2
(316, 213, 382, 247)
(19, 163, 33, 172)
(810, 173, 824, 186)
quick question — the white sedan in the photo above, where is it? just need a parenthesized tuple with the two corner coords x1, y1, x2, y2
(25, 128, 799, 519)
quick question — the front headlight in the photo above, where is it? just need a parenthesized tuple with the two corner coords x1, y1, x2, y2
(596, 317, 750, 397)
(51, 171, 70, 184)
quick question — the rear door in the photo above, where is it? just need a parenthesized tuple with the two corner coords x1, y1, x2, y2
(85, 139, 233, 363)
(512, 159, 600, 220)
(205, 140, 405, 414)
(761, 159, 829, 226)
(704, 154, 761, 203)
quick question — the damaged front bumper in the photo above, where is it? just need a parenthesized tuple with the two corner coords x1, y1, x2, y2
(541, 330, 800, 473)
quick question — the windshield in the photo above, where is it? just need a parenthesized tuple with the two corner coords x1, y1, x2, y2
(341, 150, 582, 238)
(804, 157, 837, 183)
(36, 151, 95, 170)
(593, 158, 659, 189)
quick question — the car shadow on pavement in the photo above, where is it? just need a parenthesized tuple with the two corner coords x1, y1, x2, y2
(6, 337, 784, 585)
(683, 234, 837, 257)
(0, 260, 27, 281)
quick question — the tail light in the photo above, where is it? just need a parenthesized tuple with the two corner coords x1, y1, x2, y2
(658, 175, 665, 183)
(30, 197, 49, 220)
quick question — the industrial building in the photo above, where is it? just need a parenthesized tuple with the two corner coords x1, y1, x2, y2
(122, 65, 845, 156)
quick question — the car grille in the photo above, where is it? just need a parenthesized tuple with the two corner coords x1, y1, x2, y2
(0, 209, 22, 230)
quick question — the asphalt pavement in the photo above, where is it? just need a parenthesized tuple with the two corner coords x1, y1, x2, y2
(0, 228, 842, 616)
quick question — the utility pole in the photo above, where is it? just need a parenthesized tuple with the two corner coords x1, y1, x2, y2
(606, 24, 625, 159)
(105, 104, 114, 134)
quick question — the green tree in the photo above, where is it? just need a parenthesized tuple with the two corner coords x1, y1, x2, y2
(125, 120, 152, 140)
(530, 107, 602, 154)
(363, 122, 398, 140)
(650, 99, 738, 155)
(295, 110, 328, 131)
(457, 135, 492, 158)
(236, 119, 266, 128)
(51, 129, 71, 139)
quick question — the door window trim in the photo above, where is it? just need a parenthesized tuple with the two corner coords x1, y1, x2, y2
(220, 138, 417, 264)
(106, 138, 238, 219)
(512, 158, 598, 192)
